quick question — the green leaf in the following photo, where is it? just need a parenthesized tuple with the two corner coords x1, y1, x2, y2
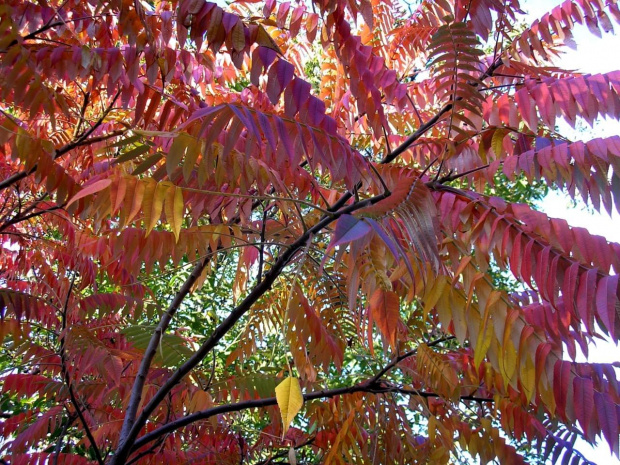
(122, 325, 193, 367)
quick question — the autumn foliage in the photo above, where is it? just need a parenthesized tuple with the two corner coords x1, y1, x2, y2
(1, 0, 620, 463)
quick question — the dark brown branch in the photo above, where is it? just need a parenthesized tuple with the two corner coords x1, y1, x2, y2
(73, 91, 90, 138)
(434, 163, 490, 184)
(130, 380, 492, 452)
(3, 21, 64, 49)
(380, 104, 452, 164)
(53, 415, 75, 465)
(381, 54, 504, 166)
(115, 254, 213, 455)
(0, 203, 63, 233)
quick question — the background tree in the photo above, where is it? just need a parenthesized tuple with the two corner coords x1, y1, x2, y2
(1, 0, 619, 464)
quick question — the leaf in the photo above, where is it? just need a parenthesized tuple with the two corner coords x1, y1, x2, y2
(369, 288, 400, 347)
(164, 185, 184, 242)
(142, 179, 168, 235)
(115, 143, 151, 163)
(326, 215, 371, 251)
(122, 325, 193, 367)
(256, 25, 283, 54)
(66, 179, 111, 208)
(275, 376, 303, 436)
(131, 152, 164, 176)
(595, 391, 619, 455)
(573, 376, 594, 437)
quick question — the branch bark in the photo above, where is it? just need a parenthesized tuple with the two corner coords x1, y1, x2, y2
(130, 380, 491, 453)
(115, 254, 212, 457)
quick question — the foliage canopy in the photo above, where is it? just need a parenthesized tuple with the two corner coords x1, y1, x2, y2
(1, 0, 620, 464)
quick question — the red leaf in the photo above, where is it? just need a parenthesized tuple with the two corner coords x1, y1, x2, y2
(577, 268, 598, 334)
(596, 274, 619, 340)
(553, 360, 571, 420)
(573, 376, 594, 438)
(369, 288, 400, 347)
(595, 391, 619, 455)
(535, 342, 552, 386)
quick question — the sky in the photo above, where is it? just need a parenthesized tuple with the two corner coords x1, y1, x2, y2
(521, 0, 620, 463)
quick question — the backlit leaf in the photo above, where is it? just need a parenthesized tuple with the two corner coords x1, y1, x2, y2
(369, 288, 400, 348)
(66, 179, 111, 208)
(275, 376, 303, 436)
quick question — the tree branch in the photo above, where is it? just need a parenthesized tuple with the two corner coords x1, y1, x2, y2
(112, 190, 392, 464)
(130, 379, 491, 453)
(115, 254, 213, 456)
(0, 203, 64, 233)
(369, 335, 456, 383)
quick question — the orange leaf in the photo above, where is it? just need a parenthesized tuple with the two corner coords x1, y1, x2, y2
(369, 289, 400, 348)
(66, 179, 111, 208)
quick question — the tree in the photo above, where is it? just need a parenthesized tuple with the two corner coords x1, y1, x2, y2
(0, 0, 619, 463)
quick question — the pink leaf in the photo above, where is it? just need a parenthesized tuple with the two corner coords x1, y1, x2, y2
(595, 391, 619, 455)
(66, 179, 111, 208)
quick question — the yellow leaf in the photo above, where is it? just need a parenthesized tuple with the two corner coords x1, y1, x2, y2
(501, 309, 520, 387)
(428, 415, 437, 442)
(142, 179, 168, 235)
(167, 132, 192, 177)
(124, 177, 145, 227)
(423, 276, 447, 320)
(520, 356, 536, 402)
(474, 290, 501, 368)
(450, 291, 467, 343)
(474, 323, 493, 369)
(275, 376, 303, 436)
(164, 185, 184, 242)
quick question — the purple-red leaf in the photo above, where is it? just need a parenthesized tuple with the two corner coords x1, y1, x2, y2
(327, 215, 371, 251)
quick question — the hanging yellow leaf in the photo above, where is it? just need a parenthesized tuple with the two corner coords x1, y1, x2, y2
(491, 128, 508, 159)
(164, 184, 184, 242)
(474, 290, 501, 368)
(275, 376, 303, 436)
